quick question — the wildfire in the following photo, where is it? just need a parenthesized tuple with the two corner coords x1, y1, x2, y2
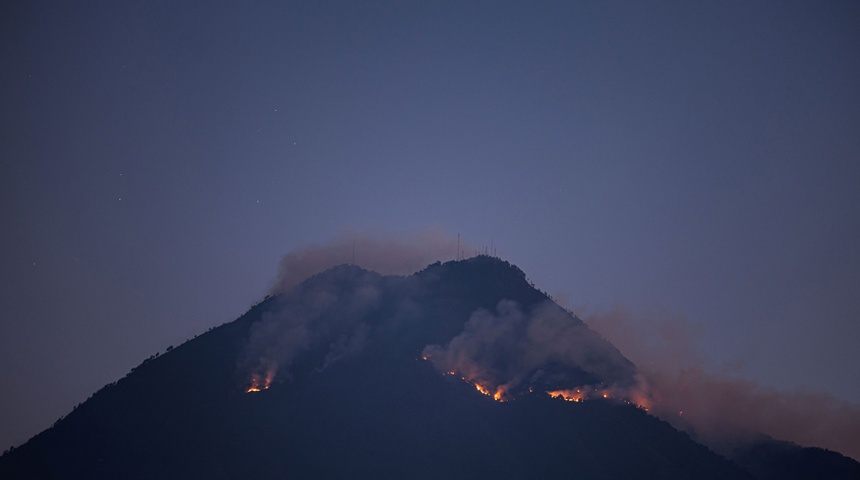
(547, 387, 651, 412)
(473, 382, 506, 402)
(424, 356, 655, 408)
(547, 388, 587, 402)
(474, 383, 491, 396)
(628, 389, 653, 412)
(419, 357, 653, 411)
(245, 371, 274, 393)
(493, 389, 504, 402)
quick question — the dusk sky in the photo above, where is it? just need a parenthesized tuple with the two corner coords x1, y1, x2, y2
(2, 1, 859, 451)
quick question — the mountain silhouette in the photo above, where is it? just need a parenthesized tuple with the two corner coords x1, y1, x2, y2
(1, 256, 857, 479)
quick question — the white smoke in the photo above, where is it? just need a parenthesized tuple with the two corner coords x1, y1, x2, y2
(241, 266, 385, 386)
(269, 227, 466, 294)
(243, 227, 470, 387)
(585, 305, 860, 461)
(423, 300, 637, 399)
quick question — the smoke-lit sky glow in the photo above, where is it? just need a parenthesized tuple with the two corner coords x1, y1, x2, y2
(1, 1, 859, 455)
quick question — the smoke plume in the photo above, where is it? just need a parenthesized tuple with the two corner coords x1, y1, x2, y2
(243, 228, 468, 387)
(423, 300, 638, 400)
(241, 266, 384, 387)
(270, 227, 466, 294)
(585, 306, 860, 461)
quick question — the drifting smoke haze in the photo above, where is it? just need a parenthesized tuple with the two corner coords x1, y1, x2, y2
(269, 228, 467, 294)
(423, 300, 638, 400)
(244, 232, 859, 462)
(244, 228, 468, 387)
(241, 266, 385, 388)
(246, 231, 640, 402)
(585, 306, 860, 461)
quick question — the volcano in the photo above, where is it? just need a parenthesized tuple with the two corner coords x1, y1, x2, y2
(1, 256, 857, 479)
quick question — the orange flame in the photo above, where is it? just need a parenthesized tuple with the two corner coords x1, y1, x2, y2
(425, 356, 655, 409)
(493, 388, 505, 402)
(627, 389, 653, 412)
(546, 387, 651, 412)
(474, 383, 491, 396)
(473, 382, 506, 402)
(547, 388, 587, 402)
(245, 370, 274, 393)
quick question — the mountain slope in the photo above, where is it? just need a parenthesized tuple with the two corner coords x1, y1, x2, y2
(0, 256, 854, 479)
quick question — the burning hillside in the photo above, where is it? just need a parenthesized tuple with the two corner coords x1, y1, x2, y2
(3, 256, 857, 480)
(426, 360, 652, 410)
(245, 371, 273, 393)
(419, 297, 644, 406)
(240, 260, 641, 409)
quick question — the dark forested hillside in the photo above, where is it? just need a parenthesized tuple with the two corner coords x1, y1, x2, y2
(1, 257, 856, 479)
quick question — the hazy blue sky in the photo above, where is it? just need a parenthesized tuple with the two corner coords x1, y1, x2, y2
(2, 0, 858, 450)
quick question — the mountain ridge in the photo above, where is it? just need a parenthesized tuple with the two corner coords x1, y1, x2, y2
(1, 256, 856, 479)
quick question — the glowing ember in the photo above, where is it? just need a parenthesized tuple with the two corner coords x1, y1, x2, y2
(547, 388, 587, 402)
(493, 389, 504, 402)
(627, 389, 653, 412)
(422, 356, 653, 410)
(245, 370, 274, 393)
(547, 387, 652, 412)
(472, 382, 506, 402)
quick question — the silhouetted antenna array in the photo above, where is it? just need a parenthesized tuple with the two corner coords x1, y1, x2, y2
(471, 241, 499, 259)
(457, 235, 501, 261)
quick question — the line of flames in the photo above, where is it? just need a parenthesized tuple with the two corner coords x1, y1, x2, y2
(244, 359, 654, 413)
(547, 387, 651, 412)
(428, 358, 652, 410)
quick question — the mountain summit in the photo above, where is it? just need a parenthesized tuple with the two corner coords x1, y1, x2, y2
(1, 256, 857, 479)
